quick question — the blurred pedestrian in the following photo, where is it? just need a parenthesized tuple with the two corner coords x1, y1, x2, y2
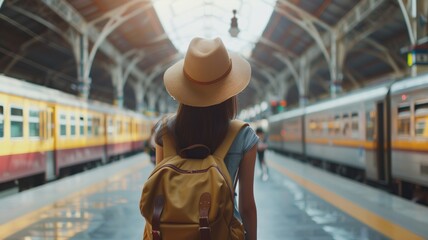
(256, 127, 269, 181)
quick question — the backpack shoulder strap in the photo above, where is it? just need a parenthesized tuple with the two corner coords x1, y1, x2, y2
(214, 120, 248, 159)
(162, 133, 176, 158)
(160, 117, 176, 158)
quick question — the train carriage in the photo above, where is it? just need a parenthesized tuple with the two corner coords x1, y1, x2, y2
(268, 108, 304, 155)
(390, 75, 428, 188)
(0, 75, 150, 190)
(304, 86, 389, 182)
(268, 73, 428, 201)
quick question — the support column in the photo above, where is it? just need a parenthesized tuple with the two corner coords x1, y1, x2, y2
(398, 0, 428, 75)
(133, 82, 145, 113)
(75, 34, 91, 99)
(158, 98, 167, 114)
(147, 92, 157, 113)
(411, 0, 428, 75)
(111, 64, 124, 108)
(298, 57, 309, 107)
(330, 31, 345, 98)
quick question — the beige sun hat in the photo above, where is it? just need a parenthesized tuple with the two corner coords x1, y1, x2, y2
(164, 37, 251, 107)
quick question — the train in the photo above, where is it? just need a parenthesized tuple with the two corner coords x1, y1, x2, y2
(0, 74, 152, 192)
(268, 74, 428, 203)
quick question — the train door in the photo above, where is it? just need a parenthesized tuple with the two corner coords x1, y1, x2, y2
(42, 106, 56, 181)
(102, 114, 108, 164)
(376, 102, 386, 181)
(375, 99, 391, 184)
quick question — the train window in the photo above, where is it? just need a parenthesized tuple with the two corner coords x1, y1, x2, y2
(108, 118, 114, 135)
(333, 115, 340, 135)
(328, 117, 335, 135)
(415, 101, 428, 116)
(309, 119, 317, 134)
(117, 120, 122, 134)
(60, 114, 67, 136)
(70, 115, 76, 136)
(93, 117, 100, 136)
(415, 101, 428, 137)
(80, 115, 85, 136)
(351, 113, 359, 131)
(0, 105, 3, 138)
(397, 105, 411, 136)
(342, 113, 350, 135)
(415, 119, 426, 137)
(125, 121, 130, 134)
(11, 107, 23, 138)
(87, 116, 93, 136)
(398, 105, 411, 116)
(29, 109, 40, 138)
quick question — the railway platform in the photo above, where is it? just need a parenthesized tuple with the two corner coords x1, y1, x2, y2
(0, 152, 427, 240)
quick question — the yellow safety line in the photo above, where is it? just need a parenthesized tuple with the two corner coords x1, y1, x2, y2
(269, 160, 425, 240)
(0, 159, 150, 239)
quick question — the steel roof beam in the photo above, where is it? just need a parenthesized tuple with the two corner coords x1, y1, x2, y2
(276, 0, 388, 98)
(335, 0, 387, 38)
(259, 37, 297, 58)
(247, 59, 280, 92)
(275, 0, 332, 31)
(41, 0, 150, 100)
(271, 2, 331, 63)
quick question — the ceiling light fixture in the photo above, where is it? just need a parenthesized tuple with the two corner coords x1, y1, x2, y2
(229, 9, 240, 38)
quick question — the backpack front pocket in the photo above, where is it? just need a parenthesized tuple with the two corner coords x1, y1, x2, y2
(158, 223, 200, 240)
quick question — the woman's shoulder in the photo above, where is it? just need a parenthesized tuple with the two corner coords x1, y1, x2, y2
(232, 125, 258, 153)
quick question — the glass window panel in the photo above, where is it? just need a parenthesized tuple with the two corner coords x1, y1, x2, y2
(29, 109, 40, 137)
(352, 113, 359, 131)
(397, 106, 411, 136)
(108, 119, 114, 135)
(93, 117, 100, 136)
(11, 121, 23, 137)
(80, 116, 85, 136)
(29, 123, 39, 137)
(117, 120, 122, 134)
(11, 108, 23, 116)
(87, 116, 92, 136)
(415, 118, 427, 137)
(11, 107, 23, 138)
(70, 115, 76, 136)
(397, 118, 410, 136)
(60, 114, 67, 136)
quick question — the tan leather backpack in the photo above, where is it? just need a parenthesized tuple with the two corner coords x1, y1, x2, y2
(140, 120, 247, 240)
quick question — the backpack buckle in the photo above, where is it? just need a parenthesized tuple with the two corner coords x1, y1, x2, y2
(152, 230, 161, 240)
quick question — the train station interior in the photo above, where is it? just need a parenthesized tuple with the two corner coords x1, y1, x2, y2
(1, 0, 428, 239)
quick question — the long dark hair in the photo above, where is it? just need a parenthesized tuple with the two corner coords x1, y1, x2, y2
(155, 96, 237, 158)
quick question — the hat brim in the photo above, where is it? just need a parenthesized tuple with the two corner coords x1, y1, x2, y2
(164, 52, 251, 107)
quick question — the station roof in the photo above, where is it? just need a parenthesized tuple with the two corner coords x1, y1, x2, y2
(0, 0, 411, 111)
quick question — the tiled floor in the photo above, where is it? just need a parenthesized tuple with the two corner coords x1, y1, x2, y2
(1, 152, 427, 240)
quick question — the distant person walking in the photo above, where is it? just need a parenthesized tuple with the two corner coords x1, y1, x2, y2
(256, 127, 269, 181)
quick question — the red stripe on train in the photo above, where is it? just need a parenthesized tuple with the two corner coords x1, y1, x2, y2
(0, 152, 46, 183)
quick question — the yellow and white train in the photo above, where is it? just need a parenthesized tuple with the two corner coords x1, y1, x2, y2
(269, 74, 428, 202)
(0, 75, 152, 190)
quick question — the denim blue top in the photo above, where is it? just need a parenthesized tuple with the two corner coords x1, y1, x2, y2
(224, 126, 259, 221)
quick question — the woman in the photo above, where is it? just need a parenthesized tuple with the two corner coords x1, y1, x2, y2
(153, 37, 258, 240)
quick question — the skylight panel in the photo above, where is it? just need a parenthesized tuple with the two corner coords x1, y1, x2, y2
(153, 0, 275, 57)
